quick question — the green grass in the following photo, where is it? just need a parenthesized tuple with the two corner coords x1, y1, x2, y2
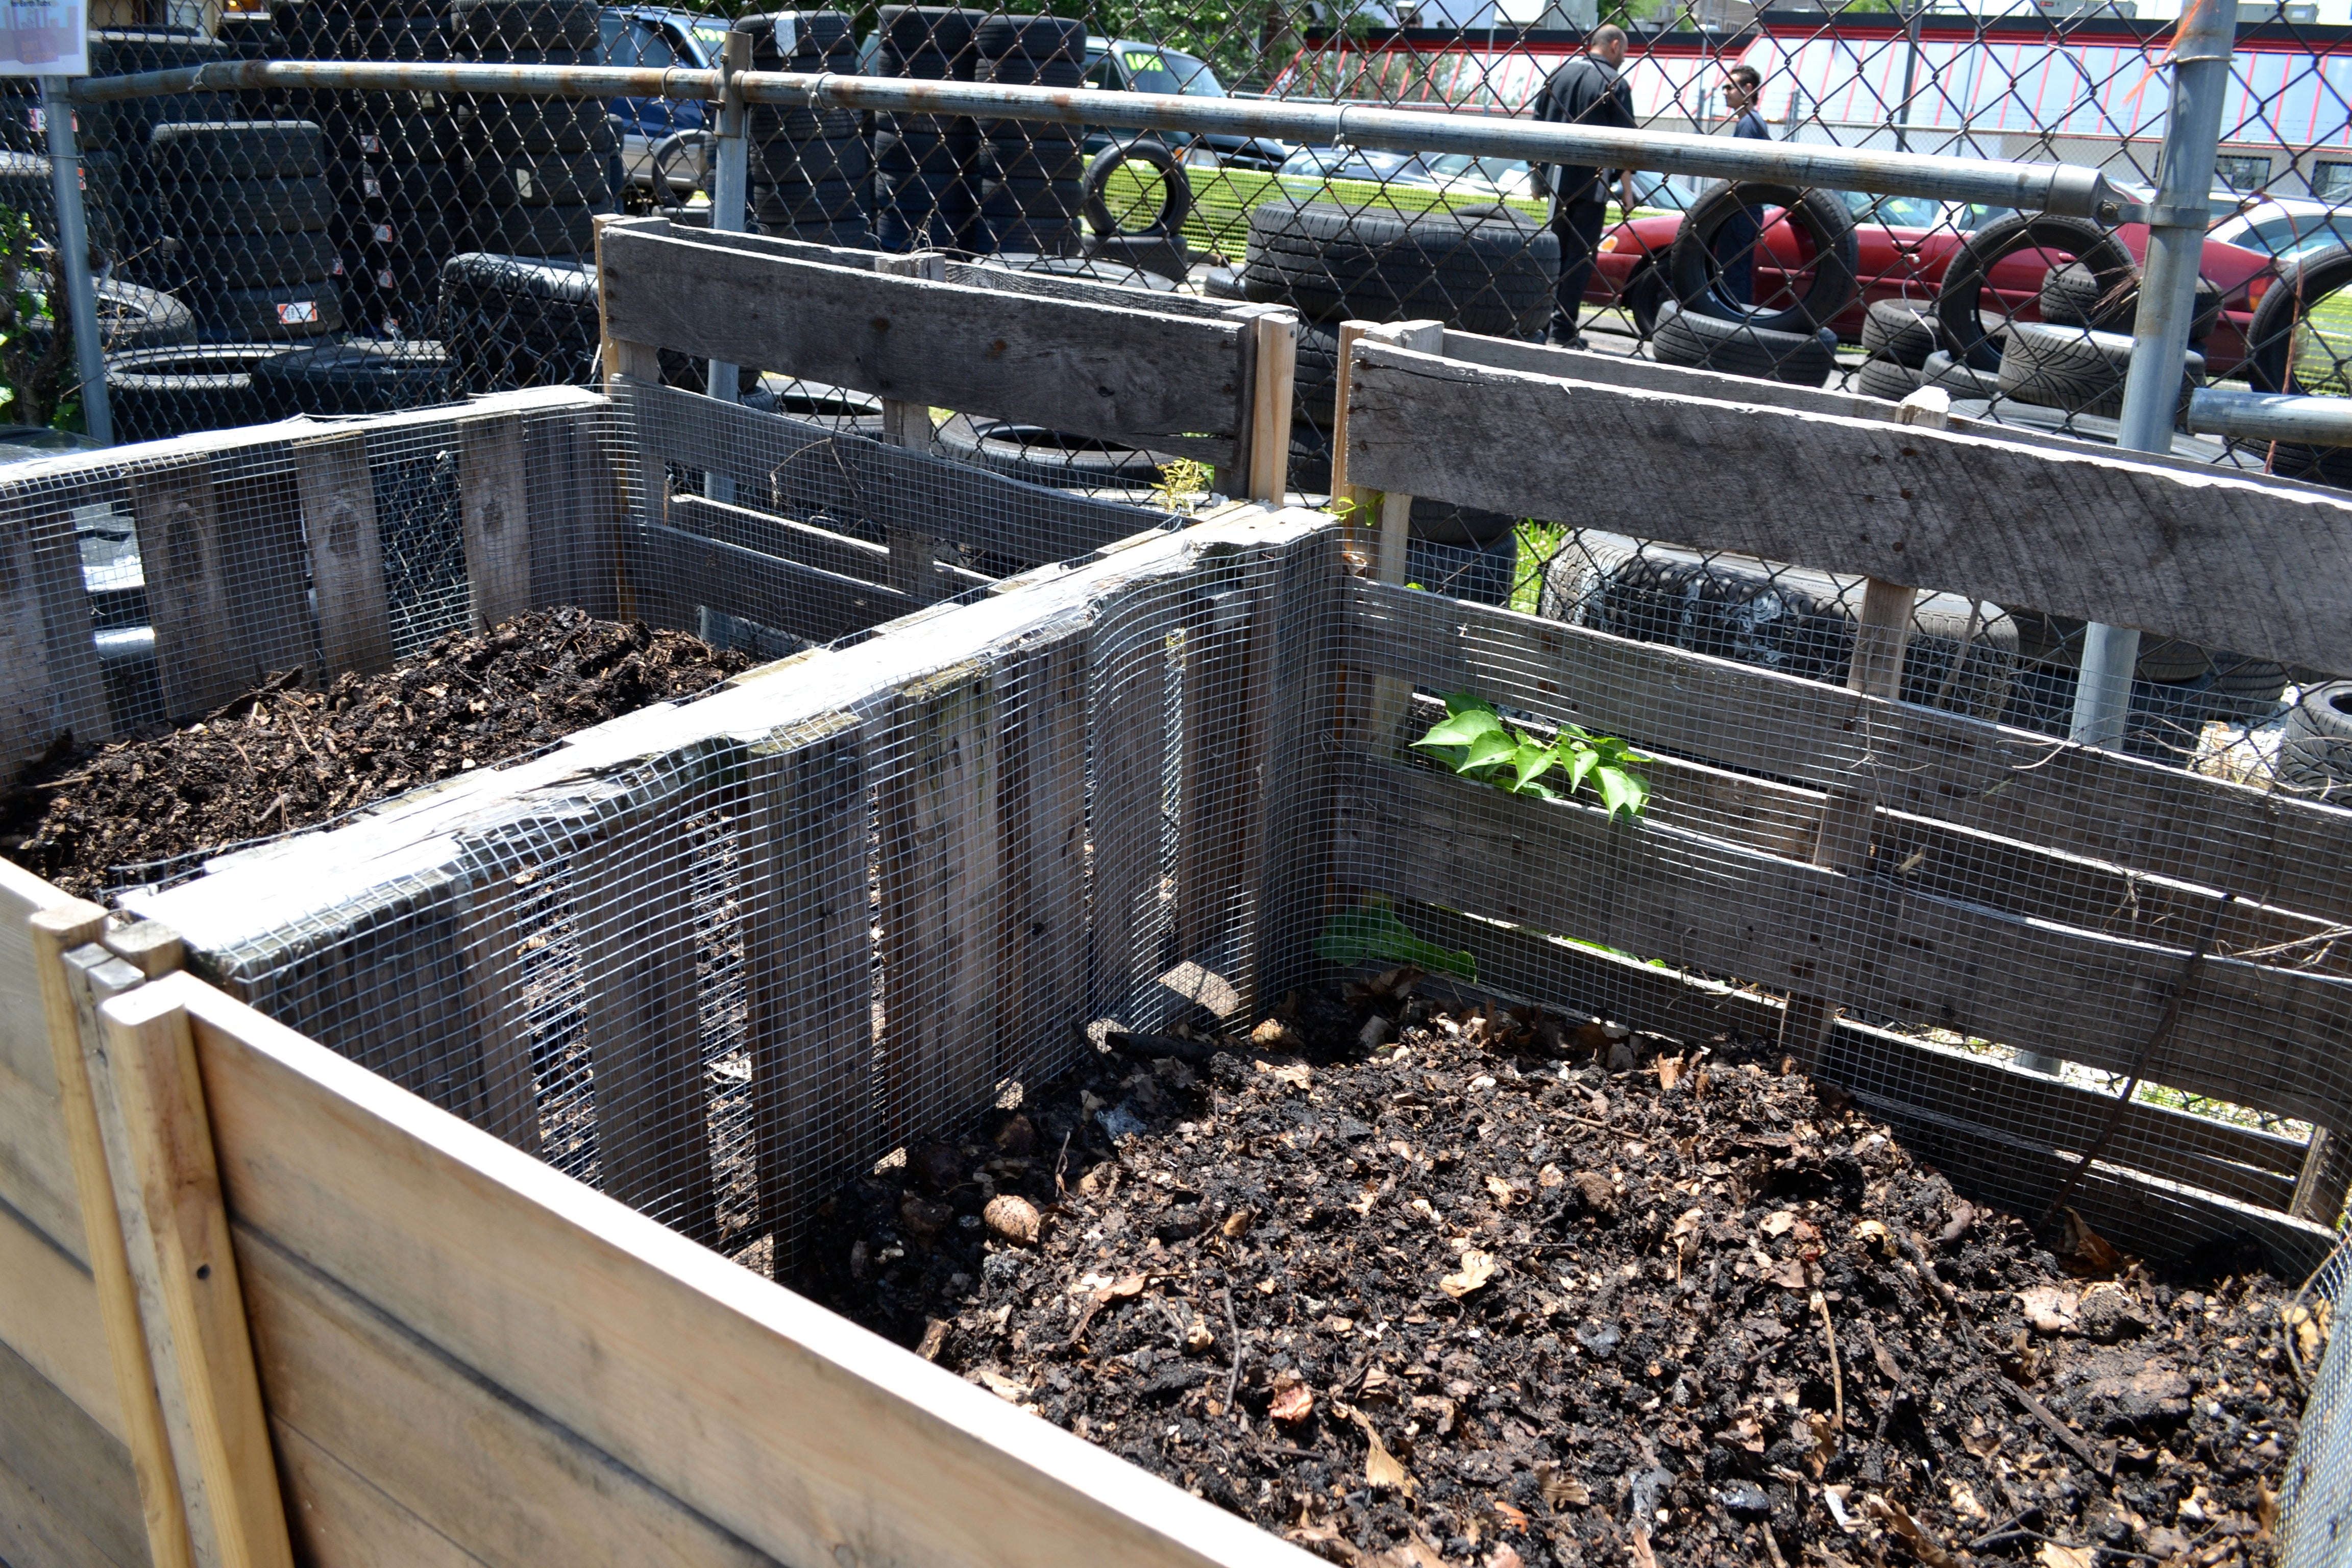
(1096, 162, 1661, 264)
(1509, 519, 1567, 616)
(2291, 287, 2352, 395)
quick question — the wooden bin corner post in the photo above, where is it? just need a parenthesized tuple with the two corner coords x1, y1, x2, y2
(874, 252, 946, 451)
(1327, 320, 1380, 541)
(1782, 386, 1944, 1065)
(89, 975, 293, 1568)
(594, 213, 662, 395)
(1246, 308, 1300, 506)
(1351, 320, 1444, 755)
(294, 430, 394, 681)
(458, 411, 531, 635)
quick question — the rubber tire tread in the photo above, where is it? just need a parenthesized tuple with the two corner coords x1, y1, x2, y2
(1936, 213, 2131, 372)
(251, 340, 450, 413)
(169, 175, 332, 234)
(1666, 182, 1859, 337)
(1998, 320, 2204, 419)
(1860, 298, 1935, 368)
(1651, 301, 1835, 385)
(480, 201, 596, 257)
(462, 150, 606, 207)
(149, 119, 325, 180)
(205, 282, 346, 338)
(1081, 140, 1191, 238)
(974, 14, 1086, 61)
(181, 227, 338, 286)
(106, 344, 279, 443)
(455, 99, 615, 156)
(1855, 352, 1923, 401)
(447, 0, 600, 50)
(1246, 200, 1556, 335)
(2279, 681, 2352, 795)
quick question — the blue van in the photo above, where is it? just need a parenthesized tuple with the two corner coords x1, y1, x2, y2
(603, 7, 735, 191)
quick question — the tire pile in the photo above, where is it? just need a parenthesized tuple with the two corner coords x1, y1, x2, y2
(873, 5, 982, 254)
(152, 120, 343, 345)
(977, 15, 1089, 256)
(1646, 183, 1853, 386)
(448, 0, 613, 265)
(740, 11, 869, 247)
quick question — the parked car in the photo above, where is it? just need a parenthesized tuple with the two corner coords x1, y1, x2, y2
(1584, 191, 2275, 372)
(604, 7, 734, 192)
(1082, 38, 1289, 171)
(2210, 197, 2352, 264)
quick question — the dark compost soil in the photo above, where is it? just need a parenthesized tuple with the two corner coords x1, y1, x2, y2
(2, 606, 749, 896)
(802, 976, 2316, 1568)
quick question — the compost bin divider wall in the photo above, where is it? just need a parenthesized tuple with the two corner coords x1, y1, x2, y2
(1325, 325, 2352, 1273)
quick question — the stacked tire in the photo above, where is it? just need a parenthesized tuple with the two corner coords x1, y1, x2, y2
(440, 252, 600, 394)
(1856, 299, 1937, 400)
(151, 121, 342, 344)
(737, 12, 868, 247)
(448, 0, 614, 265)
(976, 15, 1089, 256)
(337, 7, 459, 334)
(873, 6, 983, 254)
(2243, 244, 2352, 488)
(1243, 200, 1557, 442)
(1650, 301, 1835, 386)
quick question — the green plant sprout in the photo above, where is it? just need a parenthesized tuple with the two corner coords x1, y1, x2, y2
(1315, 900, 1476, 981)
(1150, 455, 1215, 513)
(1411, 692, 1651, 820)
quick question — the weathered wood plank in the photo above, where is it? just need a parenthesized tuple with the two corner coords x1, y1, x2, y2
(1256, 531, 1350, 1001)
(741, 714, 870, 1257)
(1352, 581, 2352, 935)
(599, 223, 1246, 463)
(1174, 588, 1262, 979)
(1087, 583, 1183, 1024)
(943, 258, 1233, 319)
(0, 1054, 86, 1268)
(267, 1423, 477, 1568)
(459, 414, 531, 633)
(1346, 340, 2352, 671)
(1337, 754, 2352, 1133)
(0, 1200, 120, 1443)
(876, 662, 1002, 1144)
(176, 974, 1309, 1568)
(0, 1454, 131, 1568)
(573, 793, 719, 1247)
(633, 520, 917, 645)
(453, 869, 541, 1156)
(0, 502, 69, 774)
(668, 493, 987, 593)
(295, 434, 394, 681)
(128, 458, 246, 718)
(24, 487, 112, 753)
(0, 1335, 146, 1568)
(526, 407, 619, 622)
(212, 465, 316, 689)
(92, 982, 293, 1568)
(236, 1226, 783, 1568)
(995, 631, 1090, 1087)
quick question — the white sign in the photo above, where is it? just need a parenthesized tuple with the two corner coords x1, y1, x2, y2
(0, 0, 86, 76)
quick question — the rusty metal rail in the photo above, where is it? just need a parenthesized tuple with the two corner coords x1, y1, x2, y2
(70, 58, 2118, 218)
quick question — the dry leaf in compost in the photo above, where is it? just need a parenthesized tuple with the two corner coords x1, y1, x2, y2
(974, 1367, 1031, 1401)
(1626, 1527, 1659, 1568)
(1533, 1461, 1589, 1510)
(1869, 1497, 1956, 1568)
(1761, 1210, 1797, 1237)
(2039, 1542, 2095, 1568)
(1655, 1054, 1683, 1090)
(1485, 1546, 1524, 1568)
(2018, 1285, 2081, 1335)
(1270, 1380, 1316, 1425)
(2060, 1208, 2124, 1276)
(2258, 1480, 2280, 1536)
(1159, 960, 1241, 1017)
(1440, 1249, 1497, 1297)
(983, 1193, 1041, 1245)
(1288, 1525, 1365, 1567)
(1340, 1405, 1418, 1496)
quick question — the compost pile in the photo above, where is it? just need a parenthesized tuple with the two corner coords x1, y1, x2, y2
(3, 607, 749, 896)
(805, 975, 2312, 1568)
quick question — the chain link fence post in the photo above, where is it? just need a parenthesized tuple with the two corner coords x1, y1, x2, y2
(40, 75, 110, 446)
(2069, 0, 2236, 752)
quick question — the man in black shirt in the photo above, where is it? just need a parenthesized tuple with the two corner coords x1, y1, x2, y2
(1530, 24, 1637, 350)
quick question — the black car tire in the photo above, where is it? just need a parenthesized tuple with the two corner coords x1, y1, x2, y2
(1920, 348, 2001, 400)
(204, 281, 346, 338)
(734, 10, 856, 63)
(880, 5, 980, 65)
(1855, 352, 1923, 401)
(252, 340, 450, 413)
(1203, 263, 1244, 301)
(935, 412, 1168, 492)
(1410, 496, 1520, 548)
(107, 344, 281, 443)
(2038, 260, 2224, 339)
(1294, 320, 1339, 429)
(753, 134, 873, 187)
(975, 14, 1087, 62)
(1936, 213, 2132, 372)
(747, 105, 862, 144)
(1860, 298, 1937, 368)
(1245, 200, 1556, 337)
(461, 150, 606, 207)
(2247, 243, 2352, 394)
(375, 161, 462, 213)
(982, 175, 1079, 217)
(453, 99, 615, 156)
(13, 279, 194, 364)
(1667, 182, 1859, 337)
(1651, 301, 1835, 385)
(479, 200, 595, 257)
(1081, 140, 1190, 239)
(170, 174, 333, 234)
(2278, 681, 2352, 795)
(181, 227, 338, 286)
(1997, 320, 2203, 418)
(447, 0, 600, 51)
(753, 180, 867, 227)
(149, 119, 325, 180)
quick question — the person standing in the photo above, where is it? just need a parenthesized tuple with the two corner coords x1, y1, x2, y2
(1530, 23, 1637, 350)
(1715, 63, 1770, 308)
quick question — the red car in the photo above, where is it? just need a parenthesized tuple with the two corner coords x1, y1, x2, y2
(1584, 189, 2275, 374)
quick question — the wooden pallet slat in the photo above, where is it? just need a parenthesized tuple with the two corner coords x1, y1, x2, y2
(453, 868, 542, 1157)
(294, 433, 394, 682)
(459, 412, 531, 633)
(995, 631, 1091, 1085)
(129, 457, 246, 718)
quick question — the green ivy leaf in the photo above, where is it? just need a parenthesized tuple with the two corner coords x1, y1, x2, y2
(1597, 766, 1650, 821)
(1563, 746, 1601, 796)
(1508, 740, 1558, 792)
(1415, 705, 1503, 750)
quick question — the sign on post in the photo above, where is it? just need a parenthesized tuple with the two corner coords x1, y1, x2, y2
(0, 0, 83, 76)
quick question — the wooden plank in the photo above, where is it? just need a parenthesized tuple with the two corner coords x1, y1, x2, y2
(876, 661, 1002, 1144)
(92, 981, 293, 1568)
(634, 520, 917, 645)
(526, 404, 619, 622)
(1255, 530, 1349, 1001)
(210, 465, 315, 690)
(1244, 310, 1298, 505)
(0, 1455, 130, 1568)
(941, 258, 1234, 319)
(25, 485, 112, 753)
(0, 1335, 147, 1568)
(599, 223, 1247, 464)
(170, 972, 1311, 1568)
(1174, 589, 1262, 980)
(236, 1226, 783, 1568)
(741, 713, 870, 1259)
(0, 830, 87, 1089)
(268, 1423, 478, 1568)
(1345, 339, 2352, 672)
(1087, 584, 1180, 1023)
(0, 500, 70, 774)
(876, 253, 945, 449)
(573, 792, 719, 1247)
(295, 434, 393, 681)
(0, 1202, 121, 1444)
(1328, 321, 1376, 520)
(1336, 754, 2352, 1133)
(459, 414, 530, 634)
(128, 458, 245, 718)
(1351, 580, 2352, 935)
(995, 631, 1090, 1085)
(886, 527, 949, 605)
(0, 1054, 88, 1267)
(669, 492, 1005, 592)
(452, 869, 541, 1156)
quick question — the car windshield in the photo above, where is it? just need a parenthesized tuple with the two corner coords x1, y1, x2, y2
(1279, 145, 1430, 183)
(1426, 153, 1527, 190)
(2237, 212, 2352, 258)
(691, 21, 731, 57)
(1837, 190, 1943, 229)
(1117, 46, 1224, 96)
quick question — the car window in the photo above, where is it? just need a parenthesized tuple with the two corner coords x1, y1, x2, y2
(602, 11, 632, 65)
(1117, 46, 1225, 96)
(1836, 190, 1940, 229)
(634, 23, 677, 69)
(691, 21, 731, 60)
(1955, 204, 2016, 231)
(1085, 53, 1115, 88)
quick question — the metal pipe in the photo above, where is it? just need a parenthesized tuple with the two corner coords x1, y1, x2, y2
(71, 59, 2120, 218)
(2068, 0, 2235, 752)
(2184, 386, 2352, 446)
(704, 28, 750, 432)
(40, 77, 109, 446)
